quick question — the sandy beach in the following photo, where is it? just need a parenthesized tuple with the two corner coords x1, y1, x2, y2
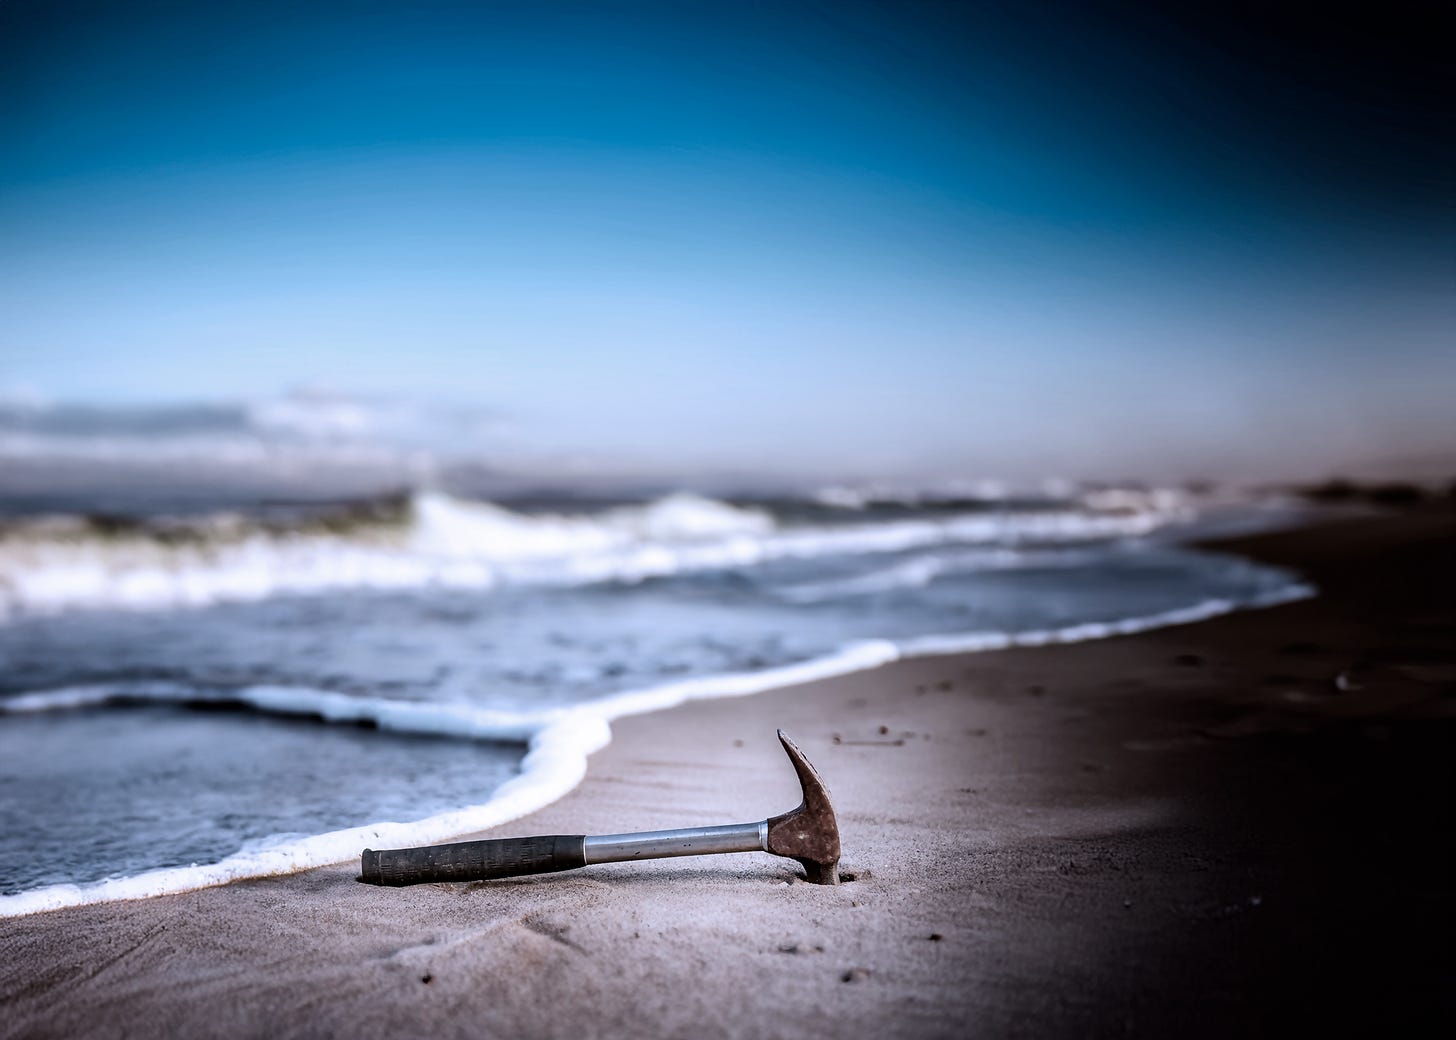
(2, 505, 1451, 1038)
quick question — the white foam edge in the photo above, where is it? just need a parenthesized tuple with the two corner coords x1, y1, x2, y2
(0, 581, 1315, 917)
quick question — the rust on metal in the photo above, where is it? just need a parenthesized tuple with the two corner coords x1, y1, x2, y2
(765, 729, 842, 885)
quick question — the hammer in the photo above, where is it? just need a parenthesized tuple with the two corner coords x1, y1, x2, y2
(359, 730, 841, 886)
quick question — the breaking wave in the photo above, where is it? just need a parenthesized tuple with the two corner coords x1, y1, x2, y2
(0, 490, 1186, 620)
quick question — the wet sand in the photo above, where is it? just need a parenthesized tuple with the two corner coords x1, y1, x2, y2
(2, 506, 1451, 1037)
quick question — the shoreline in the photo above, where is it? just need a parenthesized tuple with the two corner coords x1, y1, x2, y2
(2, 505, 1450, 1036)
(1, 578, 1312, 918)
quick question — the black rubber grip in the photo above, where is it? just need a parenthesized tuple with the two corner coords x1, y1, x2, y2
(359, 834, 586, 886)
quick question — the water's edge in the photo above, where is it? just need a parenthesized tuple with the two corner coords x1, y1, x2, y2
(0, 581, 1314, 917)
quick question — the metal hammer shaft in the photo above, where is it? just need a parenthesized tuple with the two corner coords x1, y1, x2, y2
(586, 821, 765, 864)
(360, 821, 766, 886)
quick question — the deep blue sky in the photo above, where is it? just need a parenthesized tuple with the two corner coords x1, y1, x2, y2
(1, 1, 1451, 481)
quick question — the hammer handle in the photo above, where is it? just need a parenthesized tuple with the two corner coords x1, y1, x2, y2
(360, 834, 586, 886)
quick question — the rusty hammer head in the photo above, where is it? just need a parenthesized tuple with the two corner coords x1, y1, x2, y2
(764, 730, 841, 885)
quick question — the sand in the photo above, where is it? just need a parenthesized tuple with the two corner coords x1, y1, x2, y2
(2, 506, 1451, 1038)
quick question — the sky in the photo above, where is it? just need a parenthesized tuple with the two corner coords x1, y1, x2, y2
(1, 1, 1451, 483)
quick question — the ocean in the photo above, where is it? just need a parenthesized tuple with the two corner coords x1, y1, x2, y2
(0, 480, 1314, 915)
